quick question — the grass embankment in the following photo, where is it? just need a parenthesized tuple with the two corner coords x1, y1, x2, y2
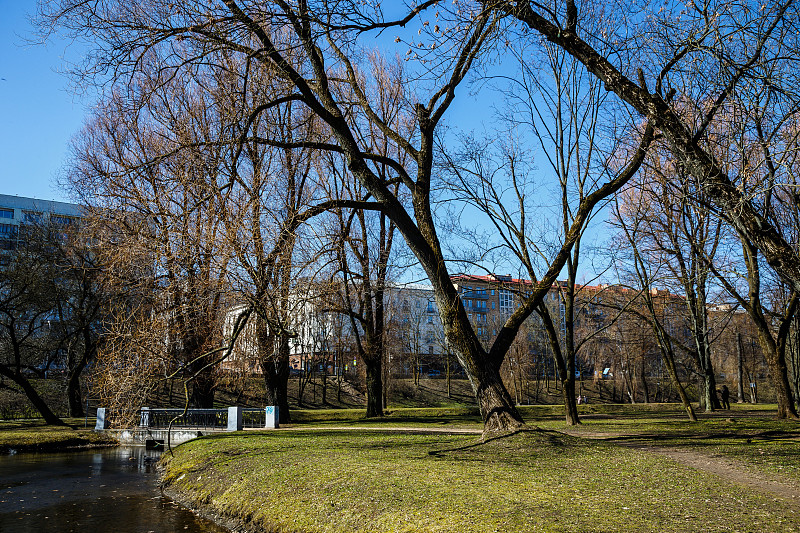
(0, 418, 118, 453)
(162, 407, 800, 533)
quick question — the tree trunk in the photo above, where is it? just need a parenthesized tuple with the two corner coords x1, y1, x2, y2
(561, 375, 580, 425)
(258, 326, 291, 424)
(263, 363, 290, 423)
(763, 343, 798, 419)
(650, 316, 697, 421)
(66, 365, 85, 417)
(365, 357, 383, 417)
(537, 304, 580, 425)
(0, 366, 64, 425)
(472, 367, 526, 433)
(737, 332, 746, 403)
(189, 369, 216, 408)
(698, 348, 720, 411)
(640, 359, 650, 403)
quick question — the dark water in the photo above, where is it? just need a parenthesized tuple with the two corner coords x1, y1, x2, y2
(0, 447, 227, 533)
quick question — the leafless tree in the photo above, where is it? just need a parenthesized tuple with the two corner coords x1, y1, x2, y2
(610, 201, 698, 420)
(68, 67, 232, 410)
(0, 224, 69, 424)
(38, 0, 677, 434)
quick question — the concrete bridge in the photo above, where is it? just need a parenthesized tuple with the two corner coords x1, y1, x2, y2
(95, 406, 279, 447)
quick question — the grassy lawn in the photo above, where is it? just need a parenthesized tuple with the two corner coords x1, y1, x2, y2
(556, 409, 800, 483)
(162, 418, 800, 533)
(0, 418, 118, 453)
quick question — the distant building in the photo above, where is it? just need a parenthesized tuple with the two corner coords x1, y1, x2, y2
(0, 194, 83, 264)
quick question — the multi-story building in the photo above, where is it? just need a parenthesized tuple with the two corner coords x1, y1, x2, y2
(0, 194, 83, 264)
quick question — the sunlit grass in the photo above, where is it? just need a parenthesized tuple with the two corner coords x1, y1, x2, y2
(162, 425, 800, 533)
(0, 418, 117, 452)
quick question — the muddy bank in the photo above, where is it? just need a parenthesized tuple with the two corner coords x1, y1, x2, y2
(161, 484, 268, 533)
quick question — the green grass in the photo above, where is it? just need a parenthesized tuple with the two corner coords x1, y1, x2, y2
(0, 418, 118, 453)
(162, 421, 800, 532)
(555, 409, 800, 483)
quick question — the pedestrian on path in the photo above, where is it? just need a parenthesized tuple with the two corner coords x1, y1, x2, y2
(720, 385, 730, 410)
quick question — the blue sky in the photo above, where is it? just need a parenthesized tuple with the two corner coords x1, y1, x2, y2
(0, 1, 88, 202)
(0, 2, 611, 283)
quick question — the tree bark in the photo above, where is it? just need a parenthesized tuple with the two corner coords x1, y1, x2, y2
(258, 323, 291, 424)
(365, 358, 383, 417)
(538, 303, 580, 425)
(737, 332, 745, 404)
(0, 365, 64, 425)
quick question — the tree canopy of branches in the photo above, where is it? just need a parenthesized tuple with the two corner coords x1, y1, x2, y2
(40, 0, 800, 433)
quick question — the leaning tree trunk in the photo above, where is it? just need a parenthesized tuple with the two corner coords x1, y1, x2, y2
(0, 365, 64, 425)
(757, 333, 799, 419)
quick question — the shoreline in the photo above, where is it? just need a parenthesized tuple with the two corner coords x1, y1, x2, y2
(161, 484, 264, 533)
(1, 441, 118, 455)
(0, 419, 120, 455)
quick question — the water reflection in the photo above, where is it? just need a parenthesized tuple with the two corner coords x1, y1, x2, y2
(0, 447, 226, 533)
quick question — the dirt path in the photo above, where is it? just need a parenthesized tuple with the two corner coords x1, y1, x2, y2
(638, 445, 800, 507)
(561, 427, 800, 508)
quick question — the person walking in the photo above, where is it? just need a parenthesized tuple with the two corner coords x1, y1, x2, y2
(720, 385, 731, 410)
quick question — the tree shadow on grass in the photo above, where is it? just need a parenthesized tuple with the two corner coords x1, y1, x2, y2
(427, 427, 581, 458)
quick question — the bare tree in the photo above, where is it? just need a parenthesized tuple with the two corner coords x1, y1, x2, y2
(40, 0, 659, 433)
(68, 69, 232, 409)
(611, 197, 698, 420)
(0, 224, 68, 424)
(480, 0, 800, 308)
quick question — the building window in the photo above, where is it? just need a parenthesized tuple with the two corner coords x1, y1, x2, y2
(492, 301, 496, 309)
(499, 289, 514, 310)
(491, 289, 495, 295)
(23, 211, 42, 224)
(51, 215, 76, 225)
(0, 223, 17, 237)
(0, 208, 13, 219)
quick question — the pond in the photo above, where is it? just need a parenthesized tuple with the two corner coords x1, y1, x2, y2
(0, 446, 227, 533)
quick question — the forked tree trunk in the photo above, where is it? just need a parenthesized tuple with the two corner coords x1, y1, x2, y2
(470, 365, 525, 433)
